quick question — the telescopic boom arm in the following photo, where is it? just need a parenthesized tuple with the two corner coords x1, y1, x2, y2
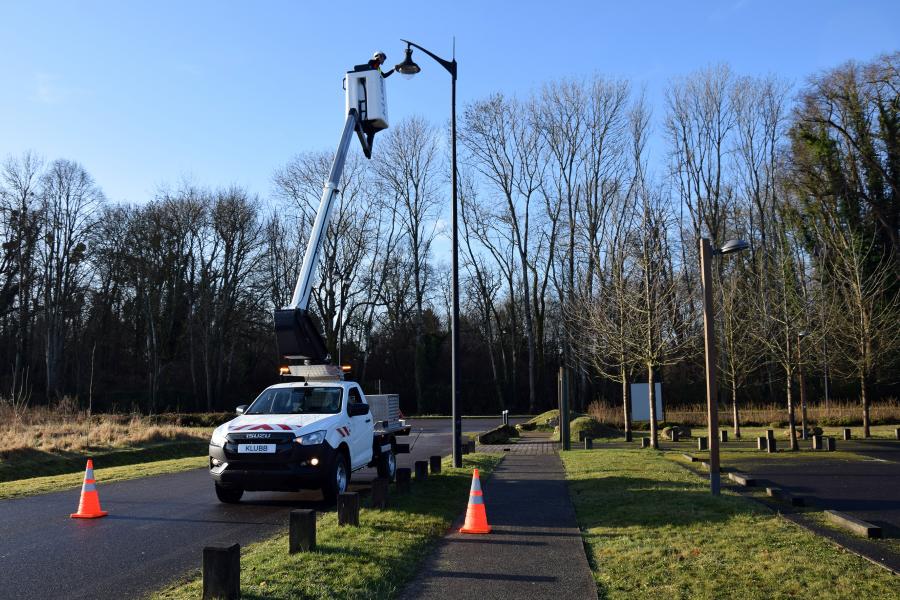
(274, 65, 388, 365)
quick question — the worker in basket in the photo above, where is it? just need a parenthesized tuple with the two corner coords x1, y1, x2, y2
(368, 51, 394, 78)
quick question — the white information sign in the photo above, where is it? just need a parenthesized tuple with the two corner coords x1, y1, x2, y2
(630, 383, 664, 422)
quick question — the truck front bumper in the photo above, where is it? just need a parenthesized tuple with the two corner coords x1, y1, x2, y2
(209, 441, 339, 492)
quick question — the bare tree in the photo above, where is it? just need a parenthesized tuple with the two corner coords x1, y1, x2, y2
(374, 117, 442, 412)
(461, 94, 548, 412)
(0, 153, 43, 406)
(38, 159, 103, 398)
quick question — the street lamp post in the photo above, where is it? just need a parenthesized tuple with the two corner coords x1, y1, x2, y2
(797, 331, 808, 440)
(395, 41, 463, 467)
(700, 237, 749, 496)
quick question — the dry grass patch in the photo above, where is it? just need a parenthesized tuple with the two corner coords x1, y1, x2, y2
(0, 404, 211, 455)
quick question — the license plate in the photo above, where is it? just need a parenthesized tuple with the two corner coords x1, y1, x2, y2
(237, 443, 276, 453)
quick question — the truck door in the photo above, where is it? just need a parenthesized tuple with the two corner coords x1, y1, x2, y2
(347, 385, 373, 469)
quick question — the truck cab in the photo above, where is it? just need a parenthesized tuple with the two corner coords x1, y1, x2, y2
(209, 380, 407, 503)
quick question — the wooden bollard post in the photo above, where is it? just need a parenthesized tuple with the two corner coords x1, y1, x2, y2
(429, 455, 442, 474)
(671, 429, 680, 442)
(843, 428, 852, 440)
(697, 437, 708, 451)
(338, 492, 360, 527)
(640, 437, 650, 448)
(371, 477, 389, 509)
(766, 429, 775, 441)
(812, 435, 823, 450)
(289, 509, 316, 553)
(757, 436, 768, 451)
(414, 460, 428, 481)
(895, 427, 899, 440)
(767, 437, 778, 453)
(467, 439, 476, 453)
(720, 429, 728, 443)
(825, 437, 836, 452)
(584, 437, 593, 449)
(396, 468, 411, 493)
(624, 430, 633, 442)
(202, 544, 240, 600)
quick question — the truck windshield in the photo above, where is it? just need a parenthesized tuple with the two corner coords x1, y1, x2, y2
(245, 387, 342, 415)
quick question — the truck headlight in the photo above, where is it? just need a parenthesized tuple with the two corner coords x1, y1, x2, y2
(295, 430, 326, 445)
(210, 428, 228, 447)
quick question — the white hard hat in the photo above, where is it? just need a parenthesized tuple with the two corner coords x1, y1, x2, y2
(373, 51, 387, 61)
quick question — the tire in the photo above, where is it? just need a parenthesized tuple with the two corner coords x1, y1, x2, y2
(215, 483, 243, 504)
(322, 451, 350, 503)
(376, 450, 396, 481)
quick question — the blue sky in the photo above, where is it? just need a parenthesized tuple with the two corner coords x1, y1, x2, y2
(1, 1, 898, 205)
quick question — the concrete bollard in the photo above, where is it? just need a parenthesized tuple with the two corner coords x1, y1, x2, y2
(720, 430, 728, 443)
(584, 437, 593, 450)
(429, 455, 442, 474)
(757, 436, 768, 451)
(202, 544, 240, 600)
(371, 478, 389, 509)
(824, 437, 836, 452)
(697, 437, 708, 451)
(396, 468, 411, 494)
(624, 430, 633, 442)
(414, 460, 428, 481)
(640, 437, 650, 448)
(289, 509, 316, 553)
(843, 428, 852, 441)
(767, 437, 778, 453)
(812, 435, 823, 450)
(338, 492, 360, 526)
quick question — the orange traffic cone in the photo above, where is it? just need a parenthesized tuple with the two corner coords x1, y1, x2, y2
(459, 468, 491, 534)
(70, 459, 108, 519)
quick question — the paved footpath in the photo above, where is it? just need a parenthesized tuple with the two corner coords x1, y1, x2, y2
(399, 453, 597, 600)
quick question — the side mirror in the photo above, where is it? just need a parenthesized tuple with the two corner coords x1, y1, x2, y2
(348, 403, 370, 417)
(236, 405, 248, 415)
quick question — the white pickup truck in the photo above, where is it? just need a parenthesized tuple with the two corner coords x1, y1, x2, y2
(209, 377, 409, 503)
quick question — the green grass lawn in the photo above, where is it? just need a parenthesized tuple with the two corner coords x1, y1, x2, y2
(154, 453, 503, 600)
(0, 453, 208, 500)
(562, 448, 897, 599)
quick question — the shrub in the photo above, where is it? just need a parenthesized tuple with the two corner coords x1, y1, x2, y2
(569, 416, 620, 441)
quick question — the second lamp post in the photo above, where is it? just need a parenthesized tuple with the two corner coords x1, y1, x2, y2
(700, 237, 749, 495)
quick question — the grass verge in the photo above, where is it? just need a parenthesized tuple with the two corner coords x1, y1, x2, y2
(154, 453, 503, 600)
(562, 448, 897, 598)
(0, 452, 208, 500)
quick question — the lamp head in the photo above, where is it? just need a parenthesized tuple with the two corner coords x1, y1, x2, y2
(717, 239, 750, 255)
(395, 46, 421, 79)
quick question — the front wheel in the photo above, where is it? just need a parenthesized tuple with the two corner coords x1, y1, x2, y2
(322, 452, 350, 503)
(377, 450, 396, 481)
(215, 483, 243, 504)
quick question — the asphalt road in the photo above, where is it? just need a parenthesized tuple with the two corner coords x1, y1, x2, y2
(0, 417, 524, 600)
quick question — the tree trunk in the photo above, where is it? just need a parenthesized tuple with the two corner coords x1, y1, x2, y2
(860, 374, 871, 438)
(731, 380, 740, 438)
(621, 365, 630, 434)
(786, 372, 798, 451)
(648, 363, 658, 448)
